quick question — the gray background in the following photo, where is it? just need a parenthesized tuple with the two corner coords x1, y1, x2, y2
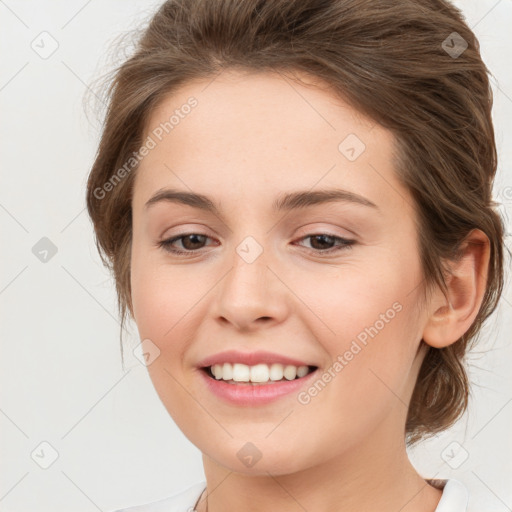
(0, 0, 511, 510)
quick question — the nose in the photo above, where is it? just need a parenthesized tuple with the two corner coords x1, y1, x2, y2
(211, 245, 289, 332)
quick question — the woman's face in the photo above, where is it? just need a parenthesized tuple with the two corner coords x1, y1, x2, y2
(130, 69, 430, 475)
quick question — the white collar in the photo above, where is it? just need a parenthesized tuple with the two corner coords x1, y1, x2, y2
(434, 479, 469, 512)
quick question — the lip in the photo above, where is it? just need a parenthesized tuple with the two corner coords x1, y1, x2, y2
(197, 350, 315, 368)
(198, 366, 319, 406)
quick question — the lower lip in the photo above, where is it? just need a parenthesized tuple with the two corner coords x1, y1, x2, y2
(198, 368, 318, 406)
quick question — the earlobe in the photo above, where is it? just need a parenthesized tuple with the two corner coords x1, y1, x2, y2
(422, 229, 490, 349)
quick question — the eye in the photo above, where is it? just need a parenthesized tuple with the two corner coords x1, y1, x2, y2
(157, 232, 355, 256)
(293, 233, 355, 255)
(157, 233, 215, 255)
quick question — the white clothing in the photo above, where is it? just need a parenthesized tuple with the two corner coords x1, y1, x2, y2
(111, 478, 469, 512)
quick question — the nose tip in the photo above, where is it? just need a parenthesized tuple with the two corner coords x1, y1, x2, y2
(212, 259, 289, 331)
(219, 314, 273, 331)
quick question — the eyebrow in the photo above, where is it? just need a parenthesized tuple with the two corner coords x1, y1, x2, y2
(144, 187, 379, 214)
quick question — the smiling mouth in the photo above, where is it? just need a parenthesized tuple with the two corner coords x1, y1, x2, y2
(201, 364, 318, 385)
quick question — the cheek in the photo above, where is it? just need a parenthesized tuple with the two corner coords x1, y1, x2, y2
(131, 274, 195, 375)
(130, 252, 208, 395)
(299, 301, 419, 452)
(131, 273, 170, 340)
(130, 239, 186, 338)
(130, 259, 195, 418)
(313, 257, 423, 398)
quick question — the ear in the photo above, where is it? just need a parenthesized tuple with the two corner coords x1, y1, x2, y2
(422, 229, 490, 349)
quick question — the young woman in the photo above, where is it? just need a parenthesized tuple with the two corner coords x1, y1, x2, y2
(86, 0, 506, 510)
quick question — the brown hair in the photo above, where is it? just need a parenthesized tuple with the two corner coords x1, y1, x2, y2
(86, 0, 507, 446)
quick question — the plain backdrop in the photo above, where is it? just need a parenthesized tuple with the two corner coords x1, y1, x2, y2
(0, 1, 511, 511)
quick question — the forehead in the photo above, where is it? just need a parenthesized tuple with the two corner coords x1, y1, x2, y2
(133, 69, 410, 218)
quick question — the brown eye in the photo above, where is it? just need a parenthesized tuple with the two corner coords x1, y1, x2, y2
(295, 233, 355, 255)
(179, 234, 208, 250)
(158, 233, 213, 254)
(308, 234, 336, 250)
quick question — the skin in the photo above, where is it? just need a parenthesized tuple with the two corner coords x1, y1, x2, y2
(129, 69, 490, 512)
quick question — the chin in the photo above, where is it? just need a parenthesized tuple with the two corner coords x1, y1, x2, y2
(204, 441, 311, 476)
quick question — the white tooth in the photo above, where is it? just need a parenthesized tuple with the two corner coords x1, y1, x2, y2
(297, 365, 309, 378)
(232, 363, 250, 382)
(250, 364, 270, 383)
(209, 362, 310, 383)
(212, 364, 223, 379)
(283, 365, 297, 380)
(222, 363, 233, 380)
(269, 363, 284, 381)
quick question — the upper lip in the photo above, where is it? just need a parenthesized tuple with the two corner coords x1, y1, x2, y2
(197, 350, 316, 368)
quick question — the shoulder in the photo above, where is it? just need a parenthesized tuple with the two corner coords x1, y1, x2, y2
(432, 479, 469, 512)
(109, 480, 207, 512)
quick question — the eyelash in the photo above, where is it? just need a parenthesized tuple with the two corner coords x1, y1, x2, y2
(157, 232, 355, 257)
